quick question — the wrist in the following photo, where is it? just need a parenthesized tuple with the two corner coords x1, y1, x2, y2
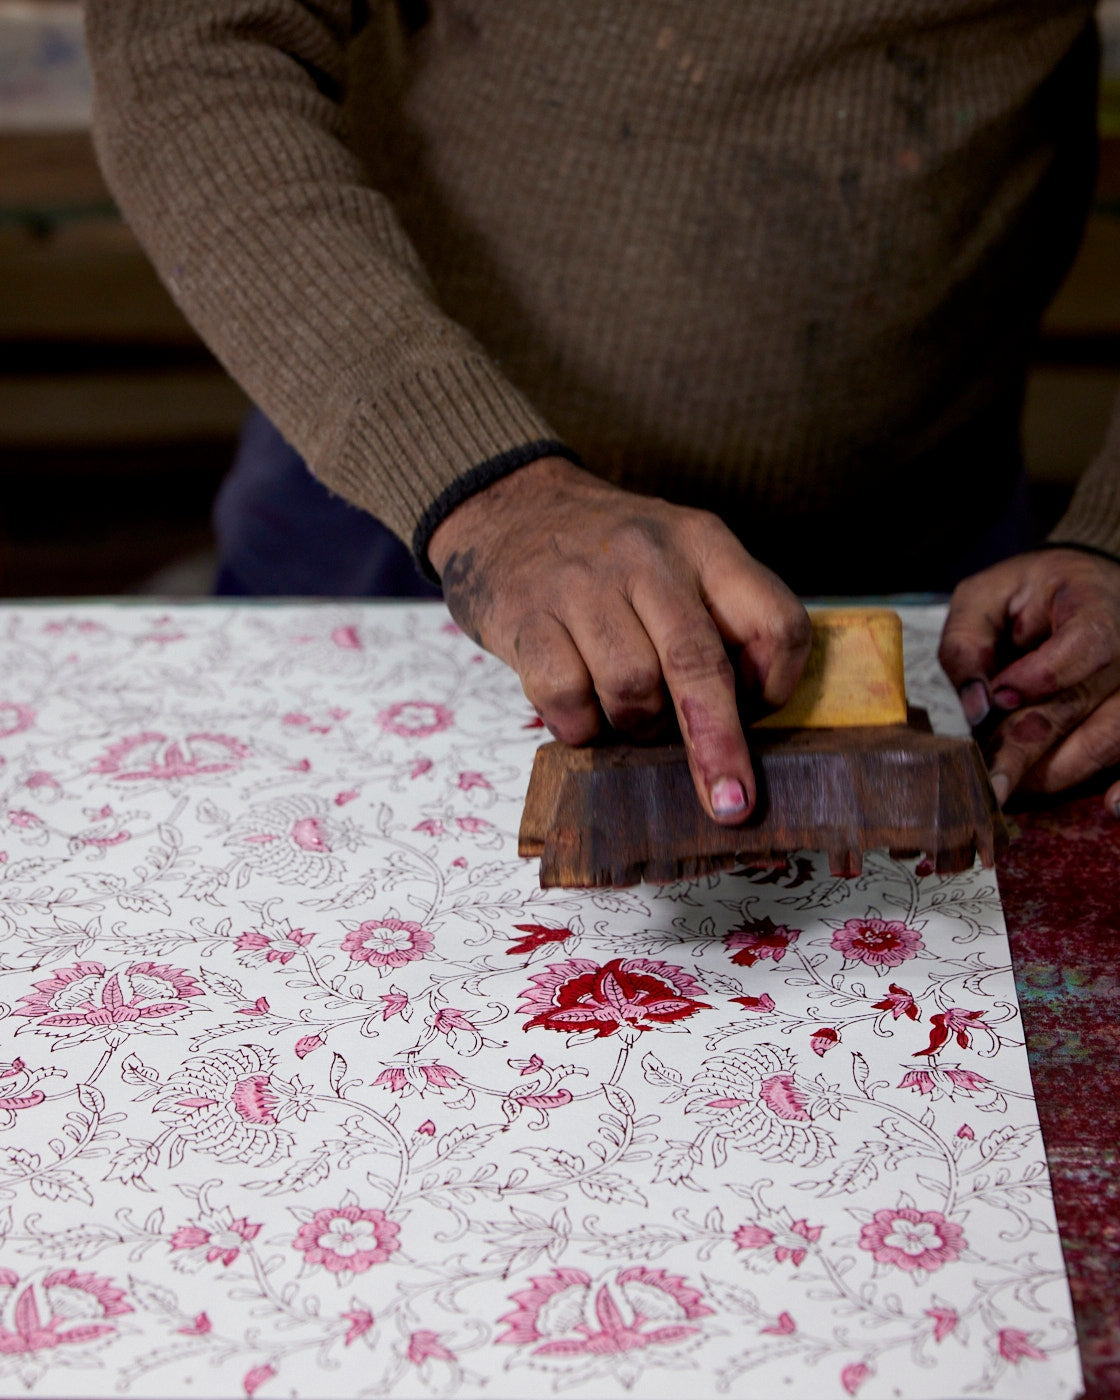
(428, 454, 591, 577)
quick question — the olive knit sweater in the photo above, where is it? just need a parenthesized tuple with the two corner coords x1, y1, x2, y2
(85, 1, 1120, 591)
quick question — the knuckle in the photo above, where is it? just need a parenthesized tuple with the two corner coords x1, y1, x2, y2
(663, 631, 735, 686)
(769, 608, 812, 654)
(603, 663, 663, 707)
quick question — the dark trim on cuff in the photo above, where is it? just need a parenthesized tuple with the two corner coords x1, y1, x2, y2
(412, 439, 583, 582)
(1036, 540, 1120, 569)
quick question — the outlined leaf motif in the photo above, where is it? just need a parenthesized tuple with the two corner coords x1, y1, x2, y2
(578, 1172, 647, 1207)
(29, 1169, 93, 1205)
(513, 1146, 584, 1178)
(436, 1124, 504, 1161)
(329, 1051, 348, 1095)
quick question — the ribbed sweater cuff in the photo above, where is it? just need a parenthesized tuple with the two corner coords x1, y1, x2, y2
(324, 354, 576, 571)
(1046, 447, 1120, 560)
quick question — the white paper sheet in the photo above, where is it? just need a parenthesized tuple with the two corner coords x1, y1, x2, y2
(0, 603, 1080, 1400)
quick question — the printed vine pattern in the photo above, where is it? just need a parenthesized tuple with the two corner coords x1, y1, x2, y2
(0, 604, 1079, 1399)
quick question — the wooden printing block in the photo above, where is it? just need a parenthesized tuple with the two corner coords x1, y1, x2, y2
(518, 711, 1008, 889)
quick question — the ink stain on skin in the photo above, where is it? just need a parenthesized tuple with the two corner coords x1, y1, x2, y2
(439, 547, 490, 647)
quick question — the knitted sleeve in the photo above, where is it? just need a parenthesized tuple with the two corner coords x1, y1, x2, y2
(1046, 413, 1120, 562)
(84, 0, 569, 567)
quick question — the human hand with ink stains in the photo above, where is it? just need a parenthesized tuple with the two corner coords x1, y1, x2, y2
(428, 456, 812, 825)
(939, 548, 1120, 815)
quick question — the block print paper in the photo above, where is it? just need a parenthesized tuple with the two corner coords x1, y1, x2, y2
(0, 603, 1080, 1400)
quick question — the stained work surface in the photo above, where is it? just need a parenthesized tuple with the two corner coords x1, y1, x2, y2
(0, 602, 1082, 1400)
(999, 795, 1120, 1400)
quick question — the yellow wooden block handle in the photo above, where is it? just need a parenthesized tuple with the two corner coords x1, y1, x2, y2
(751, 608, 907, 729)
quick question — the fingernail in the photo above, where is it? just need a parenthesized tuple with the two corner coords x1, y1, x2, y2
(711, 778, 748, 816)
(992, 687, 1021, 710)
(959, 680, 990, 727)
(990, 772, 1011, 807)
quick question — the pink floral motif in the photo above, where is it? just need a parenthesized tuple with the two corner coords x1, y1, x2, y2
(90, 731, 249, 781)
(236, 927, 314, 966)
(331, 625, 362, 650)
(725, 917, 799, 967)
(831, 918, 924, 969)
(810, 1027, 839, 1056)
(0, 1054, 46, 1125)
(432, 1005, 503, 1055)
(761, 1311, 796, 1336)
(927, 1306, 959, 1342)
(759, 1073, 812, 1122)
(456, 816, 491, 833)
(497, 1267, 713, 1361)
(342, 918, 434, 970)
(997, 1327, 1048, 1362)
(0, 1270, 131, 1355)
(342, 1309, 374, 1346)
(378, 701, 453, 738)
(0, 702, 35, 738)
(294, 1034, 324, 1059)
(171, 1213, 262, 1267)
(293, 1202, 400, 1275)
(898, 1065, 992, 1099)
(858, 1208, 966, 1273)
(373, 1062, 464, 1097)
(457, 771, 491, 791)
(157, 1046, 304, 1166)
(243, 1362, 276, 1396)
(733, 1217, 822, 1266)
(841, 1361, 873, 1395)
(15, 961, 203, 1044)
(518, 959, 710, 1039)
(414, 818, 444, 837)
(408, 1329, 456, 1364)
(225, 796, 356, 886)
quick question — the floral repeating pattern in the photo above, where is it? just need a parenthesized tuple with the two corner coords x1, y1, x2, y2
(0, 603, 1079, 1399)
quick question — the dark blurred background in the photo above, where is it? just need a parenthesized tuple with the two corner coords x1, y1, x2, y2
(4, 1, 1120, 597)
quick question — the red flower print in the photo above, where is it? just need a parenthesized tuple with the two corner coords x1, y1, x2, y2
(236, 927, 314, 966)
(378, 701, 453, 738)
(926, 1306, 959, 1342)
(916, 1007, 992, 1056)
(497, 1267, 713, 1361)
(416, 1119, 436, 1135)
(518, 958, 710, 1039)
(725, 917, 799, 967)
(872, 984, 921, 1020)
(15, 961, 203, 1044)
(957, 1123, 975, 1139)
(731, 992, 775, 1013)
(408, 1329, 457, 1364)
(858, 1208, 966, 1272)
(810, 1027, 839, 1056)
(342, 918, 434, 970)
(294, 1034, 324, 1059)
(507, 923, 575, 956)
(0, 1270, 131, 1356)
(830, 918, 924, 969)
(997, 1327, 1047, 1363)
(292, 1203, 400, 1275)
(898, 1065, 992, 1099)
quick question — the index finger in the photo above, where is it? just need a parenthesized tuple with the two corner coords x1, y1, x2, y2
(634, 589, 757, 826)
(938, 580, 1011, 726)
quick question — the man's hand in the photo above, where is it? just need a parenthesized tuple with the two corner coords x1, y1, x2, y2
(938, 548, 1120, 814)
(428, 457, 811, 825)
